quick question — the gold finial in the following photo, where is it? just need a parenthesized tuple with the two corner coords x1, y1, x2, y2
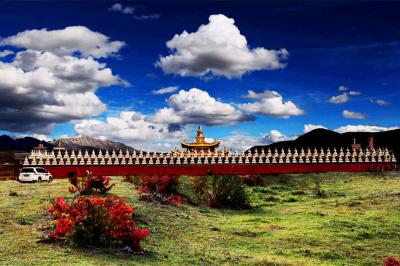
(180, 125, 221, 151)
(195, 126, 205, 143)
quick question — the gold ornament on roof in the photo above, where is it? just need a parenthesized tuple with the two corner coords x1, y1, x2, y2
(181, 126, 220, 151)
(195, 126, 205, 143)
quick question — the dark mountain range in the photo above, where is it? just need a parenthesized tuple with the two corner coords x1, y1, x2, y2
(0, 135, 137, 153)
(250, 128, 400, 163)
(0, 135, 53, 152)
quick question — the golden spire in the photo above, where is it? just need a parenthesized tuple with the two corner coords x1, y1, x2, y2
(180, 126, 220, 150)
(195, 126, 205, 143)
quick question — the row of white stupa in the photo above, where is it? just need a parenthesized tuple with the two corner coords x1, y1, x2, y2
(24, 147, 396, 166)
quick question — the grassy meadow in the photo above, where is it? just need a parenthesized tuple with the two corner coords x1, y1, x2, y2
(0, 172, 399, 265)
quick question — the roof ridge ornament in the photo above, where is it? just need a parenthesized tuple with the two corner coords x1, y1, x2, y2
(181, 126, 220, 152)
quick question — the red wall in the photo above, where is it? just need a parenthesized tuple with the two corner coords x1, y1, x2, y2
(36, 162, 396, 178)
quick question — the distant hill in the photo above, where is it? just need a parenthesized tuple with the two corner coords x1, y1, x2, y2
(0, 135, 53, 152)
(0, 134, 137, 153)
(57, 135, 137, 152)
(250, 128, 400, 163)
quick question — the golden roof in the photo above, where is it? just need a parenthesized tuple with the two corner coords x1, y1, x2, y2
(181, 126, 220, 148)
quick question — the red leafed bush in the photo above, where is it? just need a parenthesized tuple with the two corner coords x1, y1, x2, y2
(68, 171, 114, 195)
(167, 195, 184, 207)
(49, 195, 149, 251)
(384, 258, 400, 266)
(139, 175, 179, 194)
(138, 175, 185, 207)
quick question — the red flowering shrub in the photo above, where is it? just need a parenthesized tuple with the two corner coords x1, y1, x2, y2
(385, 258, 400, 266)
(139, 175, 179, 194)
(167, 195, 185, 208)
(138, 175, 185, 207)
(68, 171, 114, 195)
(49, 195, 149, 251)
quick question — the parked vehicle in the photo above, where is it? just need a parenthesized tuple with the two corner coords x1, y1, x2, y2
(18, 167, 53, 183)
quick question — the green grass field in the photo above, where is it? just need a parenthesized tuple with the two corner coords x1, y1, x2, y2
(0, 172, 399, 265)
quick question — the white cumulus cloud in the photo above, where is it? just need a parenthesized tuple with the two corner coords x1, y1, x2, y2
(303, 124, 327, 133)
(261, 129, 296, 144)
(32, 134, 53, 142)
(335, 125, 399, 133)
(342, 110, 366, 119)
(221, 133, 261, 151)
(149, 88, 253, 125)
(75, 111, 186, 151)
(0, 49, 13, 58)
(0, 26, 125, 58)
(156, 14, 288, 78)
(108, 3, 135, 14)
(0, 26, 126, 133)
(151, 86, 179, 95)
(348, 90, 361, 96)
(221, 129, 295, 151)
(329, 92, 349, 104)
(239, 90, 304, 118)
(108, 3, 160, 21)
(373, 99, 389, 106)
(329, 85, 361, 104)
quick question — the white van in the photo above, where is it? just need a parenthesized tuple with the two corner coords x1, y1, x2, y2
(18, 167, 53, 183)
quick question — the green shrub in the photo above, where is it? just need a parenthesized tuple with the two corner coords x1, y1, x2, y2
(291, 190, 306, 196)
(277, 175, 291, 185)
(9, 191, 18, 196)
(356, 230, 374, 240)
(241, 175, 264, 186)
(265, 196, 280, 202)
(253, 187, 278, 195)
(314, 176, 326, 198)
(192, 175, 250, 209)
(283, 197, 298, 203)
(16, 212, 34, 225)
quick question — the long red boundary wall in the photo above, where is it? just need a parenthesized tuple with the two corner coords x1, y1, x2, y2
(37, 163, 396, 178)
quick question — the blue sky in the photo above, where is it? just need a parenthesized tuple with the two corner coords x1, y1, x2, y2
(0, 1, 399, 151)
